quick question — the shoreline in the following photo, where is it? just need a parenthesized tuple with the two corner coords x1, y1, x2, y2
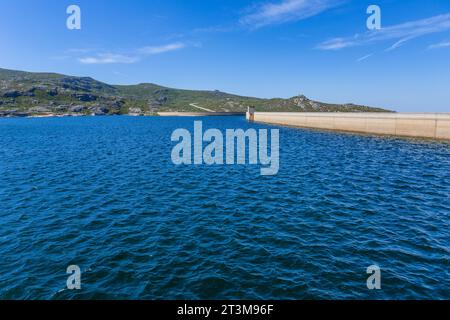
(0, 112, 248, 118)
(0, 113, 153, 118)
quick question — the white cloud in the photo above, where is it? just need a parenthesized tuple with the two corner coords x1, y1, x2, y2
(138, 42, 186, 55)
(78, 42, 188, 65)
(79, 53, 139, 65)
(192, 25, 236, 34)
(428, 40, 450, 49)
(240, 0, 343, 29)
(317, 13, 450, 51)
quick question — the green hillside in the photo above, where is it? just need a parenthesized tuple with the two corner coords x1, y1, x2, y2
(0, 68, 392, 117)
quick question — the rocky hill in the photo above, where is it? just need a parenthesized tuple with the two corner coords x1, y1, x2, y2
(0, 68, 391, 117)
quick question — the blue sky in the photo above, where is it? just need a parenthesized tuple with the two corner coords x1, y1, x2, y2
(1, 0, 450, 112)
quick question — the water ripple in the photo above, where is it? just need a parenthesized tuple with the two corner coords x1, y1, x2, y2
(0, 116, 449, 299)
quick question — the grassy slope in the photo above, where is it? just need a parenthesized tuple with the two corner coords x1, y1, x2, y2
(0, 68, 392, 115)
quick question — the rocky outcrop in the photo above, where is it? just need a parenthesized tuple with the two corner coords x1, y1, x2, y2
(90, 106, 109, 115)
(0, 110, 30, 117)
(292, 95, 309, 107)
(29, 106, 51, 113)
(47, 88, 58, 96)
(60, 77, 93, 92)
(72, 93, 97, 102)
(53, 105, 70, 112)
(154, 89, 169, 95)
(69, 105, 87, 113)
(3, 90, 21, 98)
(156, 96, 168, 104)
(128, 108, 144, 116)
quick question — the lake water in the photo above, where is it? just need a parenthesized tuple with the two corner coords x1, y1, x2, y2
(0, 116, 449, 299)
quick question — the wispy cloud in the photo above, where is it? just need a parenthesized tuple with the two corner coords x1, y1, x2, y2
(428, 40, 450, 49)
(79, 53, 139, 65)
(240, 0, 343, 29)
(138, 42, 186, 55)
(356, 53, 373, 62)
(78, 42, 188, 65)
(192, 25, 237, 34)
(317, 13, 450, 51)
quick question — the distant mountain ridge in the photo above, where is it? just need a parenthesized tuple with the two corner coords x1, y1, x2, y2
(0, 68, 391, 117)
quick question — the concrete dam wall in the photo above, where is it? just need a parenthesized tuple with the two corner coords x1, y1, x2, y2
(247, 110, 450, 140)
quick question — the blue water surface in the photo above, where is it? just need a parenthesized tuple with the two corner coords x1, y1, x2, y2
(0, 116, 449, 299)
